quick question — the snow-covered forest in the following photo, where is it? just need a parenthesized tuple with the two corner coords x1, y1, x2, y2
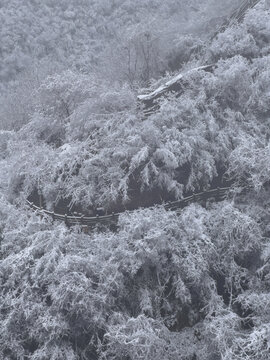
(1, 0, 270, 359)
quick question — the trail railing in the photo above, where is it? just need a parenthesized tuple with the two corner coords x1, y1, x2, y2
(27, 186, 230, 227)
(138, 0, 261, 115)
(27, 1, 260, 228)
(210, 0, 261, 39)
(225, 0, 260, 26)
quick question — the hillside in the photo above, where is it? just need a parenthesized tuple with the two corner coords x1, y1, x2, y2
(0, 0, 243, 131)
(1, 1, 270, 359)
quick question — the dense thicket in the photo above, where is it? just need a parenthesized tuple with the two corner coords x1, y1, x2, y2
(0, 0, 241, 86)
(1, 1, 270, 359)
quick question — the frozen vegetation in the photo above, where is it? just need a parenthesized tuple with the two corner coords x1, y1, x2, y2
(1, 0, 270, 359)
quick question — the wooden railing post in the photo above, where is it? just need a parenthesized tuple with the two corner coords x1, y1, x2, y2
(52, 202, 55, 222)
(201, 191, 207, 208)
(217, 187, 220, 201)
(38, 188, 43, 209)
(80, 214, 84, 225)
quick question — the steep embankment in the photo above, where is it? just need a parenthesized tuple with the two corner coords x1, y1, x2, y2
(1, 2, 270, 360)
(1, 2, 269, 215)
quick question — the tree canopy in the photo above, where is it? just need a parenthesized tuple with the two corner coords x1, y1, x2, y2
(1, 1, 270, 359)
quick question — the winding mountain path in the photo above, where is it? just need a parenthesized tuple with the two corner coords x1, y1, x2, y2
(27, 187, 231, 227)
(139, 0, 261, 115)
(210, 0, 261, 39)
(27, 0, 260, 228)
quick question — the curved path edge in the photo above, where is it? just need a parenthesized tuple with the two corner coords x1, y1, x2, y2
(26, 186, 231, 227)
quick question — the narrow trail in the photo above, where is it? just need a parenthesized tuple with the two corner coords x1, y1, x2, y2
(210, 0, 261, 40)
(26, 0, 260, 228)
(27, 187, 231, 227)
(138, 0, 261, 115)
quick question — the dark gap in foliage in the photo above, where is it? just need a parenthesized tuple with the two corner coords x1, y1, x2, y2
(211, 271, 231, 306)
(234, 249, 262, 272)
(22, 338, 39, 355)
(233, 301, 254, 330)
